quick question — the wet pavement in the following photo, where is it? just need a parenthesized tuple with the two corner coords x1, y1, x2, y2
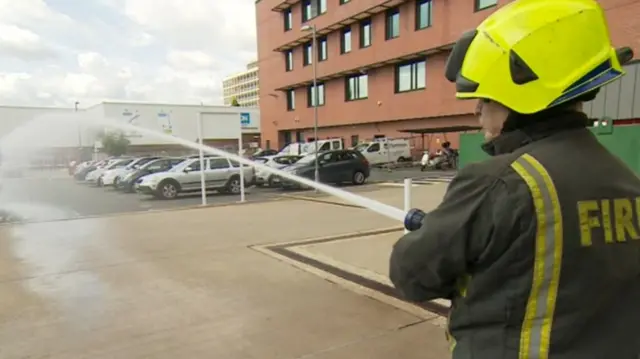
(0, 169, 452, 222)
(0, 184, 451, 358)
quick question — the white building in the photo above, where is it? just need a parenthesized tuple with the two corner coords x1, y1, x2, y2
(0, 102, 262, 163)
(222, 61, 259, 107)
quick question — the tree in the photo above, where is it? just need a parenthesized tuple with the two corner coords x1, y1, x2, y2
(231, 97, 241, 107)
(97, 130, 130, 156)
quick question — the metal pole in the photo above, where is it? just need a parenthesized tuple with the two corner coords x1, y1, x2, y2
(404, 178, 412, 234)
(75, 101, 82, 160)
(238, 130, 245, 203)
(312, 25, 320, 190)
(197, 112, 207, 206)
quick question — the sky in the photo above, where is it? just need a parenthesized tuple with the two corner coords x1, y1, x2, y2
(0, 0, 257, 108)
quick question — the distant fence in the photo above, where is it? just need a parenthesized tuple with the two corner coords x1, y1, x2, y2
(459, 118, 640, 175)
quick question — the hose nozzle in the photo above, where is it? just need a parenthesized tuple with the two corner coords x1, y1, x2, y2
(404, 208, 426, 232)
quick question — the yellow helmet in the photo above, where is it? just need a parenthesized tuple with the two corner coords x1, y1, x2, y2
(445, 0, 634, 114)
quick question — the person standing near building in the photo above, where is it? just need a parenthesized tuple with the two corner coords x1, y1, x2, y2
(389, 0, 640, 358)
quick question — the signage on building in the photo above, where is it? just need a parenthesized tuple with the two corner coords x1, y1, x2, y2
(157, 110, 173, 134)
(240, 112, 258, 130)
(121, 109, 142, 137)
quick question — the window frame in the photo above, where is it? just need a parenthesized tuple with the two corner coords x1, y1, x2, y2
(302, 0, 327, 22)
(307, 83, 326, 107)
(303, 42, 313, 66)
(318, 36, 328, 61)
(340, 27, 352, 54)
(359, 18, 372, 48)
(283, 8, 293, 31)
(345, 74, 368, 101)
(285, 50, 294, 72)
(385, 8, 400, 40)
(395, 59, 427, 93)
(286, 89, 296, 111)
(474, 0, 497, 12)
(415, 0, 432, 30)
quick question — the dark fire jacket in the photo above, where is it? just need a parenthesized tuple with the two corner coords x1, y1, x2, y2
(389, 112, 640, 359)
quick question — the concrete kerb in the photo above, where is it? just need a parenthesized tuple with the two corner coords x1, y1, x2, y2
(0, 196, 289, 227)
(279, 193, 364, 209)
(250, 226, 449, 327)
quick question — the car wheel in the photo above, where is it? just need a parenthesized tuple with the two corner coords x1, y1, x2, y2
(352, 171, 366, 185)
(114, 177, 120, 186)
(226, 176, 242, 194)
(97, 177, 103, 187)
(157, 180, 179, 199)
(267, 176, 275, 187)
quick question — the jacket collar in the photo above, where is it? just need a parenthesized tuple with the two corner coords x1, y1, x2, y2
(481, 111, 590, 156)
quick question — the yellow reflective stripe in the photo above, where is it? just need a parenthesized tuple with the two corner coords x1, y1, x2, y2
(510, 153, 563, 359)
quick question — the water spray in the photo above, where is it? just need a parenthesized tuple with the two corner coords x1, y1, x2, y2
(79, 116, 409, 222)
(0, 114, 437, 228)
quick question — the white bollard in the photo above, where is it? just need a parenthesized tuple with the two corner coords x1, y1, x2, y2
(404, 178, 412, 234)
(197, 113, 206, 206)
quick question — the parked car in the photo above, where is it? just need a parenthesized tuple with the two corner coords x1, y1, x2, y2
(255, 155, 302, 187)
(101, 156, 162, 187)
(250, 149, 279, 159)
(136, 157, 254, 199)
(74, 159, 112, 181)
(117, 157, 185, 192)
(86, 158, 134, 186)
(273, 150, 370, 189)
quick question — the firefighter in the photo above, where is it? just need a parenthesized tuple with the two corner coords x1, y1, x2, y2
(389, 0, 640, 358)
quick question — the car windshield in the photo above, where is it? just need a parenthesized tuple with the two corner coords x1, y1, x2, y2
(296, 155, 317, 165)
(106, 160, 127, 169)
(354, 143, 369, 152)
(169, 159, 195, 172)
(140, 159, 162, 170)
(125, 159, 143, 169)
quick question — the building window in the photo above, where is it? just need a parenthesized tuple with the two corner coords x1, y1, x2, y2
(416, 0, 432, 30)
(303, 42, 313, 66)
(341, 27, 352, 54)
(395, 59, 426, 92)
(345, 74, 368, 101)
(307, 83, 325, 107)
(385, 8, 400, 40)
(302, 0, 327, 22)
(350, 135, 359, 146)
(284, 8, 292, 31)
(318, 36, 328, 61)
(475, 0, 497, 11)
(360, 18, 371, 48)
(285, 50, 293, 71)
(286, 89, 295, 111)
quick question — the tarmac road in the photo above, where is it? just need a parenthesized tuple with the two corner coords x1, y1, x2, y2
(0, 168, 454, 222)
(0, 176, 283, 221)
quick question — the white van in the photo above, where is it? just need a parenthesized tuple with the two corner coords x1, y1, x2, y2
(301, 138, 343, 155)
(354, 138, 411, 165)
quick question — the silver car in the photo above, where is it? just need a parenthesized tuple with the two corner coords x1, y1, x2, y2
(136, 157, 254, 199)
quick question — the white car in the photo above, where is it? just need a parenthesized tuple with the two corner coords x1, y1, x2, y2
(136, 157, 254, 199)
(254, 155, 302, 186)
(101, 157, 161, 187)
(86, 158, 134, 185)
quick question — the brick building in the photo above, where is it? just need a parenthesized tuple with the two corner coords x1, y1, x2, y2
(256, 0, 640, 153)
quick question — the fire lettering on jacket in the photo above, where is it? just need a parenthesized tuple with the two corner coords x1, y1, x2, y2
(578, 198, 640, 246)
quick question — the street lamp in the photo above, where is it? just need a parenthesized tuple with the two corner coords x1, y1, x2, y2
(301, 24, 320, 188)
(75, 101, 82, 160)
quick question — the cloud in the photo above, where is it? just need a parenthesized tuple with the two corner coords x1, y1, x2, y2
(0, 0, 258, 107)
(0, 24, 57, 60)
